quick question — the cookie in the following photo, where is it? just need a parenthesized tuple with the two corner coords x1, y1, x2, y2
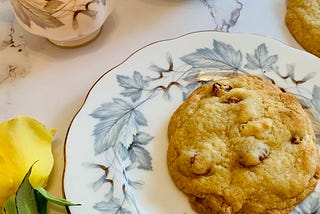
(167, 74, 320, 213)
(285, 0, 320, 57)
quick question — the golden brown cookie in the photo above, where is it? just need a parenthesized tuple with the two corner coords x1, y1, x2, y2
(285, 0, 320, 57)
(167, 74, 320, 213)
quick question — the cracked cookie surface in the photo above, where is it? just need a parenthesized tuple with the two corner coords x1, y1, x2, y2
(167, 74, 320, 213)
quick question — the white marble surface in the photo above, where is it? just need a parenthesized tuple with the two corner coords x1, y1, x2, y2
(0, 0, 310, 213)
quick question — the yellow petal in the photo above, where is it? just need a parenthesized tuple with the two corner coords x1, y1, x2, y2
(0, 115, 55, 207)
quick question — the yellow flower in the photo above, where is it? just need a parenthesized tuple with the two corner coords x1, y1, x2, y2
(0, 116, 55, 208)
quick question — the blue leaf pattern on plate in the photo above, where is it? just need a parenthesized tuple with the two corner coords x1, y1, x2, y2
(128, 132, 153, 170)
(117, 71, 150, 102)
(245, 43, 278, 72)
(93, 198, 131, 214)
(181, 40, 242, 71)
(88, 37, 320, 214)
(313, 86, 320, 116)
(91, 98, 147, 153)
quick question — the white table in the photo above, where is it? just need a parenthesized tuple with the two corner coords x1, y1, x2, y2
(0, 0, 307, 213)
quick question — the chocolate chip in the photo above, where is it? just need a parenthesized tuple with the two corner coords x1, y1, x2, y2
(240, 142, 270, 167)
(226, 97, 242, 103)
(190, 155, 196, 164)
(212, 83, 222, 96)
(314, 171, 320, 179)
(212, 83, 232, 96)
(194, 196, 203, 203)
(258, 147, 269, 161)
(291, 135, 302, 144)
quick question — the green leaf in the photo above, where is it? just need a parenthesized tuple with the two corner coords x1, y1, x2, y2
(35, 191, 47, 214)
(15, 167, 38, 214)
(34, 187, 80, 207)
(3, 164, 79, 214)
(2, 195, 17, 214)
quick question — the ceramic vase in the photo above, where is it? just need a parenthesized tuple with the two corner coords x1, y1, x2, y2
(11, 0, 114, 47)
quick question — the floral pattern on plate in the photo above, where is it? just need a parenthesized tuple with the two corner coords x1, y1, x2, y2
(11, 0, 106, 29)
(64, 31, 320, 214)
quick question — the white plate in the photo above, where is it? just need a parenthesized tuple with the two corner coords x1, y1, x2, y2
(64, 31, 320, 214)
